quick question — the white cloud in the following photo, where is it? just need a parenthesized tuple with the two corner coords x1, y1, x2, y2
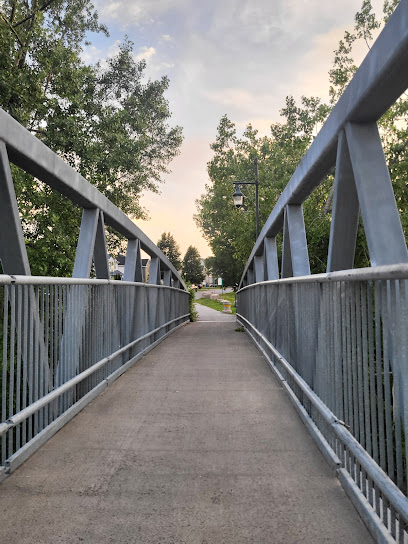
(135, 46, 156, 62)
(80, 44, 102, 65)
(92, 0, 388, 253)
(96, 0, 190, 26)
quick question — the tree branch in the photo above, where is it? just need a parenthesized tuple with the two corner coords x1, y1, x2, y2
(0, 11, 23, 46)
(13, 0, 57, 28)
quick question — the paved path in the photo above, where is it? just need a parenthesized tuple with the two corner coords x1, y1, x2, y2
(195, 302, 236, 322)
(0, 321, 372, 543)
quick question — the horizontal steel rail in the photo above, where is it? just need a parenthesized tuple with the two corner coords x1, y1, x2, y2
(239, 0, 408, 287)
(239, 263, 408, 288)
(0, 273, 188, 289)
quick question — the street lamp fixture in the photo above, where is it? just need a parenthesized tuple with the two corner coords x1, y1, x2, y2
(231, 157, 259, 239)
(233, 185, 244, 208)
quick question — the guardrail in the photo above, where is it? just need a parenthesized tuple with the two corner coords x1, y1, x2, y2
(0, 89, 189, 478)
(237, 2, 408, 542)
(0, 276, 189, 480)
(237, 266, 408, 543)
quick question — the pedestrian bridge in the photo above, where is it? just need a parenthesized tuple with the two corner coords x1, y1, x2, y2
(2, 2, 408, 543)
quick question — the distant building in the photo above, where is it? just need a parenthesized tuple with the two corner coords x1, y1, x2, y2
(108, 254, 149, 282)
(200, 259, 214, 287)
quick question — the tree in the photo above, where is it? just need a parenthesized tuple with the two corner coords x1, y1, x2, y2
(196, 1, 405, 281)
(157, 232, 181, 269)
(195, 100, 330, 285)
(182, 246, 204, 285)
(0, 1, 183, 276)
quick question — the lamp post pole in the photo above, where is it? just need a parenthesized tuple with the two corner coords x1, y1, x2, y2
(232, 157, 260, 239)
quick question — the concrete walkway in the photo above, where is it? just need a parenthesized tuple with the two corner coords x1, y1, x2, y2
(195, 302, 236, 322)
(0, 321, 372, 543)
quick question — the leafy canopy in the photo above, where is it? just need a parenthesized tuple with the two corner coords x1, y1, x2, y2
(0, 0, 183, 276)
(182, 246, 204, 285)
(157, 232, 182, 270)
(196, 0, 405, 284)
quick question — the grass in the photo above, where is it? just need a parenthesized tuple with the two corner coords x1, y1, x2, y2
(195, 291, 236, 314)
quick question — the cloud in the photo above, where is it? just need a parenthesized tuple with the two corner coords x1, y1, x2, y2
(95, 0, 190, 26)
(135, 46, 156, 62)
(92, 0, 387, 255)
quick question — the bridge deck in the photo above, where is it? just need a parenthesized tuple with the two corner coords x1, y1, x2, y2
(0, 309, 372, 543)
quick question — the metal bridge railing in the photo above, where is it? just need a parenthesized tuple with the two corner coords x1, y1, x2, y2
(0, 276, 189, 479)
(0, 61, 190, 478)
(237, 266, 408, 543)
(237, 1, 408, 542)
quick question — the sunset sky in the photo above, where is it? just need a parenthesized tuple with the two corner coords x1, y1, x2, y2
(89, 0, 384, 258)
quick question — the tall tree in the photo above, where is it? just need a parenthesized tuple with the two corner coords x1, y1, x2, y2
(196, 1, 404, 282)
(157, 232, 181, 270)
(0, 1, 183, 276)
(182, 246, 204, 285)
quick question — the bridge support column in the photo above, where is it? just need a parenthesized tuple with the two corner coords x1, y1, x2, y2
(327, 130, 360, 272)
(0, 141, 30, 275)
(124, 239, 143, 282)
(264, 237, 279, 280)
(345, 122, 408, 266)
(149, 257, 161, 284)
(253, 256, 264, 283)
(281, 205, 310, 278)
(73, 208, 109, 279)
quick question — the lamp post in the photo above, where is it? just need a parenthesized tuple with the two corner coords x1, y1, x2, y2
(232, 157, 259, 239)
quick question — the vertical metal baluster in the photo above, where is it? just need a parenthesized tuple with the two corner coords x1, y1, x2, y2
(382, 281, 395, 482)
(16, 286, 22, 451)
(28, 287, 34, 441)
(355, 282, 364, 447)
(22, 286, 28, 445)
(341, 282, 349, 426)
(368, 281, 378, 464)
(38, 285, 44, 432)
(53, 284, 58, 419)
(392, 281, 404, 492)
(43, 285, 51, 428)
(58, 285, 63, 415)
(1, 285, 9, 465)
(70, 285, 75, 405)
(390, 504, 397, 541)
(8, 285, 15, 456)
(374, 482, 381, 519)
(334, 282, 343, 420)
(33, 286, 39, 436)
(375, 281, 386, 471)
(361, 283, 371, 456)
(351, 283, 359, 440)
(346, 284, 354, 432)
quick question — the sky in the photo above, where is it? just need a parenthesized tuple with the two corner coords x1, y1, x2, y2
(88, 0, 384, 258)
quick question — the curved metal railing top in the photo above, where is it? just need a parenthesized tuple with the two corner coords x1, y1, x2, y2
(0, 107, 187, 290)
(239, 0, 408, 289)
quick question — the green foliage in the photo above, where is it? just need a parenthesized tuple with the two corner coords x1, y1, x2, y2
(188, 287, 198, 322)
(196, 0, 404, 279)
(157, 232, 181, 270)
(182, 246, 204, 285)
(196, 97, 330, 285)
(0, 0, 183, 276)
